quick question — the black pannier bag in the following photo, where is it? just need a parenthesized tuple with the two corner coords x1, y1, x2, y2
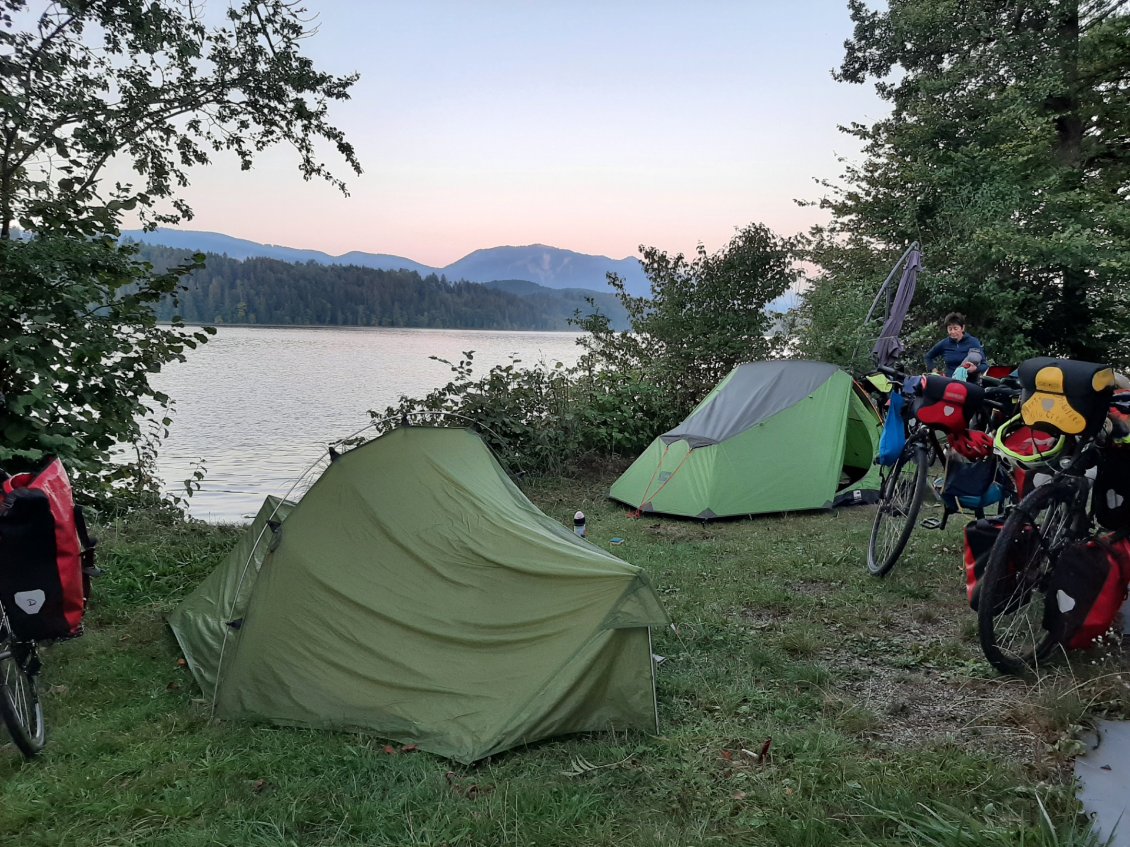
(1017, 357, 1116, 437)
(0, 459, 94, 641)
(1093, 447, 1130, 531)
(913, 375, 984, 434)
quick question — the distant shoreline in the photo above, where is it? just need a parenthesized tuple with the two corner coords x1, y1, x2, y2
(158, 322, 583, 335)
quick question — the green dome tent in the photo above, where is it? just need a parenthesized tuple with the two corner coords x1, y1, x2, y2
(609, 361, 882, 519)
(168, 427, 669, 764)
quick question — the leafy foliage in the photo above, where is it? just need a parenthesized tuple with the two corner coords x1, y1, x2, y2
(0, 1, 359, 496)
(0, 236, 213, 490)
(576, 223, 799, 421)
(0, 0, 360, 238)
(791, 240, 897, 375)
(375, 352, 662, 476)
(800, 0, 1130, 368)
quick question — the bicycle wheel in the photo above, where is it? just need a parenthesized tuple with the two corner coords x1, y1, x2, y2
(977, 479, 1079, 676)
(867, 443, 928, 577)
(0, 612, 45, 758)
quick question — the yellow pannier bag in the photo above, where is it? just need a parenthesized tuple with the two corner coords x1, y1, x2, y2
(1017, 356, 1115, 437)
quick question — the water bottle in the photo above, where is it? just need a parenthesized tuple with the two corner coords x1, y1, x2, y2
(573, 511, 586, 538)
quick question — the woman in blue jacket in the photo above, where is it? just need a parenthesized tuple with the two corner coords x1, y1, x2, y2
(924, 312, 985, 379)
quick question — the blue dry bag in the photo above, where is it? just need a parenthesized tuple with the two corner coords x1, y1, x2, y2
(878, 391, 907, 466)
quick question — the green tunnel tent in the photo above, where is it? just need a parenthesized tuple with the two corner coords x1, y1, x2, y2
(168, 426, 669, 764)
(609, 360, 882, 519)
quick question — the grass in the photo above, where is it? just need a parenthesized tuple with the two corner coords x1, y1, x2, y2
(2, 473, 1127, 845)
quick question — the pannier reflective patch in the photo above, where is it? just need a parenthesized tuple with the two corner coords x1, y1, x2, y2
(1057, 590, 1077, 613)
(15, 589, 46, 614)
(944, 405, 955, 415)
(1109, 490, 1124, 509)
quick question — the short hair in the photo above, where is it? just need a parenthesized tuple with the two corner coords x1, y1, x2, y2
(944, 312, 966, 328)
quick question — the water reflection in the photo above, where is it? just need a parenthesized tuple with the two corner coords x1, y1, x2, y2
(151, 326, 583, 522)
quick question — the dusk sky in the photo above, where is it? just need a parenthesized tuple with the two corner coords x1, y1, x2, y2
(164, 1, 888, 268)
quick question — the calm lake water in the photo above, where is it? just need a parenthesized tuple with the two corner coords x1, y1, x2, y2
(150, 326, 584, 522)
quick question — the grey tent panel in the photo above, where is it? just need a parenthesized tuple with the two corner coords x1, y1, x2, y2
(660, 360, 841, 448)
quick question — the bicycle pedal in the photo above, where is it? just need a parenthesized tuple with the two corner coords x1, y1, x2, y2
(920, 517, 943, 530)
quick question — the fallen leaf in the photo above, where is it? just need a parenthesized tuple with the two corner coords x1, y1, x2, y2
(176, 658, 188, 668)
(401, 744, 418, 753)
(384, 745, 397, 755)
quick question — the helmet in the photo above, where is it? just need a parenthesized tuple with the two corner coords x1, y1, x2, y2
(993, 414, 1066, 472)
(949, 429, 994, 460)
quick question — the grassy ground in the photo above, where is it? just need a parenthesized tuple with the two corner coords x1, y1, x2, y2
(2, 473, 1125, 846)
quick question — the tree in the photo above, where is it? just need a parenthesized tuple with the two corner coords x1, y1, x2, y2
(801, 0, 1130, 368)
(0, 236, 209, 479)
(576, 223, 799, 424)
(0, 1, 360, 493)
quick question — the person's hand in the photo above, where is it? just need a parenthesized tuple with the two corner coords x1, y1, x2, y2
(961, 361, 978, 373)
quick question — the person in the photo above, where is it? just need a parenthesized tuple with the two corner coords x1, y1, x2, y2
(923, 312, 986, 380)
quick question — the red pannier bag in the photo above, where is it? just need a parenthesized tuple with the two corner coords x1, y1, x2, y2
(914, 375, 984, 434)
(0, 459, 90, 640)
(964, 516, 1038, 613)
(1048, 536, 1130, 650)
(964, 517, 1004, 611)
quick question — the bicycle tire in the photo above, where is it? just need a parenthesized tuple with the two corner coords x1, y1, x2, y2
(977, 479, 1079, 676)
(867, 443, 928, 577)
(0, 613, 45, 758)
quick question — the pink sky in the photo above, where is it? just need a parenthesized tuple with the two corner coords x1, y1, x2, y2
(155, 1, 887, 268)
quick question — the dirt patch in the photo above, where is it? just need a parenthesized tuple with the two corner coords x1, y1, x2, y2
(822, 654, 1048, 761)
(816, 607, 1130, 772)
(736, 606, 788, 629)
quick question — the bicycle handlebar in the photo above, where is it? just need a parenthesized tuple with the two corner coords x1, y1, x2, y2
(874, 364, 910, 383)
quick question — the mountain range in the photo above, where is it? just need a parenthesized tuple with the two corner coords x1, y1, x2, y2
(121, 228, 652, 299)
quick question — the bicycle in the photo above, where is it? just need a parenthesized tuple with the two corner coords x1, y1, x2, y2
(0, 600, 44, 757)
(977, 359, 1130, 676)
(866, 365, 1020, 577)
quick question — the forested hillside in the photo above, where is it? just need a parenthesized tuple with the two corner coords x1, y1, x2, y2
(137, 245, 628, 330)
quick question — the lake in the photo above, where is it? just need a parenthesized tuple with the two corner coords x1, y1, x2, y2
(149, 326, 584, 522)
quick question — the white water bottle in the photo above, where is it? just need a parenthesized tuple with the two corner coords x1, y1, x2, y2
(573, 511, 586, 537)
